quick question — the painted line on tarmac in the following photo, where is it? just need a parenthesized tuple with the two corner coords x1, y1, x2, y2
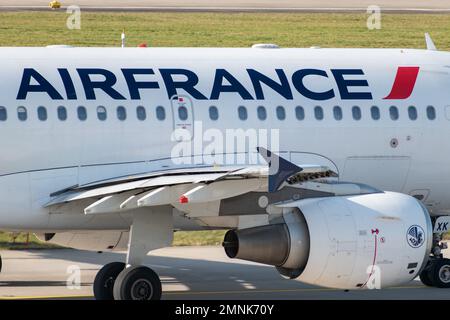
(163, 285, 427, 296)
(164, 288, 341, 296)
(0, 284, 429, 300)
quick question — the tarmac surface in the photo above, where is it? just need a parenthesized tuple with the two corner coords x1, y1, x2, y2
(0, 0, 450, 12)
(0, 246, 449, 300)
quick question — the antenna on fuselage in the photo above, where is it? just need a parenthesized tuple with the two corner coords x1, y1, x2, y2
(425, 33, 437, 50)
(121, 29, 126, 48)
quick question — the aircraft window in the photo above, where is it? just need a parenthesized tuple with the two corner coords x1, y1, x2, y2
(77, 106, 87, 121)
(178, 106, 188, 120)
(276, 106, 286, 120)
(0, 106, 7, 121)
(17, 106, 27, 121)
(370, 106, 380, 120)
(238, 106, 247, 120)
(209, 106, 218, 120)
(295, 106, 305, 120)
(97, 106, 107, 121)
(333, 106, 342, 120)
(57, 106, 67, 121)
(117, 106, 126, 121)
(136, 106, 146, 121)
(408, 106, 418, 120)
(37, 106, 47, 121)
(427, 106, 436, 120)
(156, 106, 165, 120)
(352, 106, 361, 120)
(389, 106, 399, 120)
(314, 106, 324, 120)
(257, 106, 267, 120)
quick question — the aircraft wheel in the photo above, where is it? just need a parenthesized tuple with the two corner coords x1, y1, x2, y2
(430, 258, 450, 288)
(113, 265, 162, 300)
(419, 266, 433, 287)
(93, 262, 125, 300)
(0, 254, 2, 273)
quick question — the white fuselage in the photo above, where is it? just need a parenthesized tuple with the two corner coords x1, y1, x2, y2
(0, 47, 448, 231)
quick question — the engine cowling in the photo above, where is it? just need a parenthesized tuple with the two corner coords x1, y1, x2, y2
(223, 192, 432, 289)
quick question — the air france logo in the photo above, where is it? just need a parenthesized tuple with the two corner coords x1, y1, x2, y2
(406, 225, 425, 248)
(15, 66, 419, 102)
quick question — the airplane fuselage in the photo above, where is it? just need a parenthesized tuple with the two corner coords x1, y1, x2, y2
(0, 47, 448, 230)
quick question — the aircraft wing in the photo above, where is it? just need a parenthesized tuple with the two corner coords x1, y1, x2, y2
(45, 150, 341, 216)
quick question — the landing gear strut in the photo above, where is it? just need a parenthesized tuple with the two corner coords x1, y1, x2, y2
(93, 207, 172, 300)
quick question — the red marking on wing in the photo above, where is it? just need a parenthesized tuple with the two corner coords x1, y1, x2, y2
(383, 67, 419, 100)
(179, 195, 189, 204)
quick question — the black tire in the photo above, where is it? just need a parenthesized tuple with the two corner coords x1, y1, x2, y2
(430, 259, 450, 288)
(419, 267, 433, 287)
(93, 262, 126, 300)
(0, 255, 2, 273)
(113, 266, 162, 300)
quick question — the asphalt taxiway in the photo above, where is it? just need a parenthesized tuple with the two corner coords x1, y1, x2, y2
(0, 246, 449, 300)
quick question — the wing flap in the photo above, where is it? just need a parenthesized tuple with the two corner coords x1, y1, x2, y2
(45, 171, 230, 207)
(180, 178, 266, 204)
(45, 150, 346, 217)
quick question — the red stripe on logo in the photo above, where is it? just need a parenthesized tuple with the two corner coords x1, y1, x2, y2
(383, 66, 419, 100)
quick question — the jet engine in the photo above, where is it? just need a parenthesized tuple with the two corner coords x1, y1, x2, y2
(223, 192, 432, 289)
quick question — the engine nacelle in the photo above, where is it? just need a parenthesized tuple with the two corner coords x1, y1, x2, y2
(223, 192, 432, 289)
